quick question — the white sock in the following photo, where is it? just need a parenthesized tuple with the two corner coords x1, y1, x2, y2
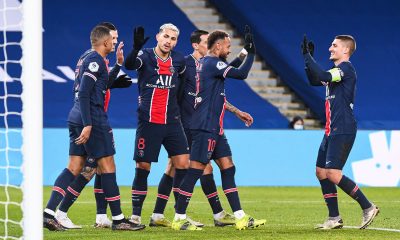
(174, 213, 186, 221)
(96, 214, 107, 221)
(55, 209, 67, 218)
(234, 210, 245, 219)
(44, 208, 55, 217)
(213, 211, 225, 220)
(112, 214, 124, 221)
(151, 213, 165, 220)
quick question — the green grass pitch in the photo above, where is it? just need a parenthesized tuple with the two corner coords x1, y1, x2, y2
(1, 186, 400, 239)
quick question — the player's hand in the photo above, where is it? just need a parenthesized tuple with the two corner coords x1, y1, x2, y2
(116, 41, 124, 65)
(235, 110, 254, 127)
(133, 26, 150, 51)
(301, 34, 310, 55)
(308, 41, 315, 57)
(244, 25, 256, 54)
(75, 126, 92, 145)
(110, 74, 132, 89)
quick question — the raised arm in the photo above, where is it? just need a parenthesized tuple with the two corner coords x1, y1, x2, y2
(124, 26, 149, 70)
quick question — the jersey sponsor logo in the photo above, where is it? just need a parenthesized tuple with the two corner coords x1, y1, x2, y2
(216, 61, 227, 70)
(155, 75, 172, 86)
(88, 62, 99, 72)
(352, 131, 400, 187)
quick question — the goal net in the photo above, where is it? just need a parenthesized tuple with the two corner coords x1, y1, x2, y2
(1, 0, 42, 239)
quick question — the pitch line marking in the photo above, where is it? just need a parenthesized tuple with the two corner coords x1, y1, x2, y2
(344, 226, 400, 232)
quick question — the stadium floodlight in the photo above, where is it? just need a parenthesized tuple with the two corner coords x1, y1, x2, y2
(1, 0, 42, 239)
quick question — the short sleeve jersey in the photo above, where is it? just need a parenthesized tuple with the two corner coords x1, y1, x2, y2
(324, 61, 357, 135)
(68, 51, 110, 126)
(136, 48, 186, 124)
(190, 56, 231, 135)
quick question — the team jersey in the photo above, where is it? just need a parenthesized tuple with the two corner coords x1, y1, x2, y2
(304, 54, 357, 135)
(68, 51, 110, 127)
(134, 48, 186, 124)
(190, 54, 254, 135)
(180, 54, 198, 129)
(70, 49, 120, 112)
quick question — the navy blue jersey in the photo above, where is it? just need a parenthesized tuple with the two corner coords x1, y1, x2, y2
(304, 54, 357, 135)
(323, 62, 357, 135)
(190, 54, 254, 134)
(180, 54, 198, 129)
(68, 51, 110, 127)
(134, 48, 186, 124)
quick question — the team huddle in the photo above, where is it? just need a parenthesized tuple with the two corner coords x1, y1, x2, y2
(42, 22, 379, 233)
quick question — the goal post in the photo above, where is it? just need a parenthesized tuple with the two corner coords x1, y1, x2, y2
(21, 0, 43, 239)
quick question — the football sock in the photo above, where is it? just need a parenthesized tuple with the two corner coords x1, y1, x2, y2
(153, 173, 173, 214)
(58, 174, 89, 212)
(221, 166, 242, 212)
(175, 168, 203, 214)
(319, 178, 339, 217)
(94, 174, 108, 214)
(101, 173, 123, 222)
(200, 173, 223, 214)
(131, 168, 150, 216)
(338, 175, 372, 209)
(45, 168, 75, 213)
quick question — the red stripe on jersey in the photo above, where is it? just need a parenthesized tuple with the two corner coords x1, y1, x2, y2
(325, 99, 331, 136)
(104, 89, 110, 112)
(219, 97, 226, 135)
(156, 58, 173, 76)
(149, 88, 169, 124)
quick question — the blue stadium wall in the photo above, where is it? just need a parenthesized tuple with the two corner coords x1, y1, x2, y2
(3, 129, 399, 187)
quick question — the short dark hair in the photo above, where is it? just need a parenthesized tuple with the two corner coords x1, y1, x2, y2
(190, 30, 209, 44)
(90, 25, 111, 46)
(335, 35, 356, 55)
(97, 22, 116, 31)
(207, 30, 229, 49)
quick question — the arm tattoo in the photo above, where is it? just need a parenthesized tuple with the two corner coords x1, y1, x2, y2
(225, 101, 239, 113)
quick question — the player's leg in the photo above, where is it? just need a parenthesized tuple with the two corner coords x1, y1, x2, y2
(150, 159, 174, 227)
(214, 134, 265, 230)
(325, 134, 379, 229)
(314, 135, 342, 230)
(97, 155, 145, 231)
(171, 130, 209, 230)
(43, 124, 86, 231)
(55, 158, 97, 229)
(131, 121, 163, 224)
(200, 163, 235, 227)
(93, 167, 111, 228)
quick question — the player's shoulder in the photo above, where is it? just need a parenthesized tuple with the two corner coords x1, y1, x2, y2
(83, 51, 106, 72)
(184, 54, 196, 66)
(203, 56, 228, 70)
(337, 61, 356, 77)
(140, 48, 153, 57)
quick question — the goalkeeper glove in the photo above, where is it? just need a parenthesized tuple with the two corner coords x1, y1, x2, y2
(308, 41, 315, 57)
(244, 25, 256, 54)
(133, 26, 149, 51)
(301, 34, 310, 55)
(110, 74, 132, 89)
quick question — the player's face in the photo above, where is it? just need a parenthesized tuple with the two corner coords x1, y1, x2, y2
(329, 39, 348, 61)
(103, 34, 114, 54)
(219, 37, 231, 60)
(156, 29, 178, 54)
(110, 30, 118, 52)
(196, 34, 208, 57)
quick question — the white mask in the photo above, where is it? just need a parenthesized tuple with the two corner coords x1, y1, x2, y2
(294, 124, 304, 130)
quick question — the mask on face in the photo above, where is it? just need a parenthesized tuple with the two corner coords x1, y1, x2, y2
(294, 124, 304, 130)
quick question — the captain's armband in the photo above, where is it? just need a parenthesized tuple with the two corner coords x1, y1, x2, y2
(328, 68, 343, 82)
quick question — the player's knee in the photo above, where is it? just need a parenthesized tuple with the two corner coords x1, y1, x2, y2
(136, 161, 151, 171)
(326, 170, 341, 184)
(315, 167, 326, 180)
(80, 166, 96, 181)
(203, 163, 213, 175)
(171, 154, 189, 169)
